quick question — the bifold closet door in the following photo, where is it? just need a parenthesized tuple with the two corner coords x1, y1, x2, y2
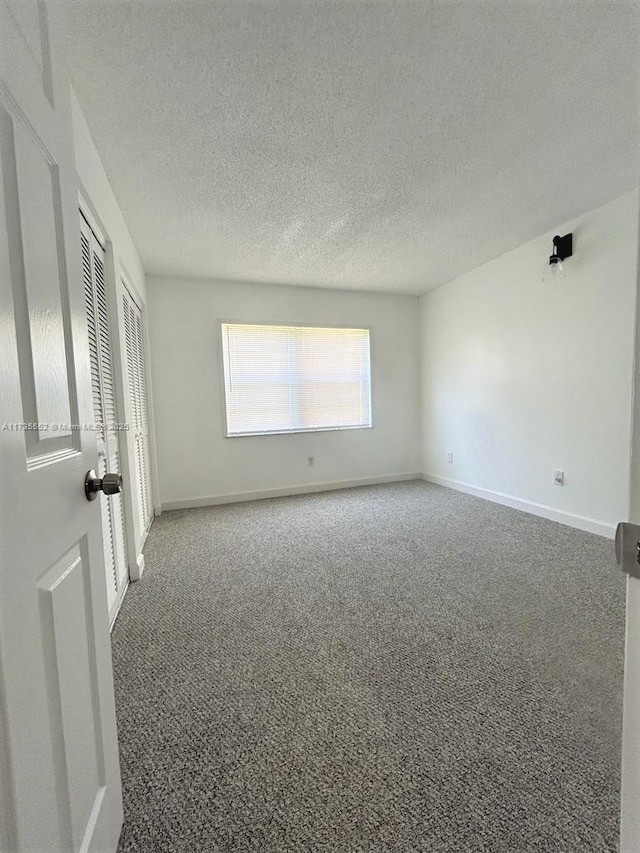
(80, 213, 128, 621)
(122, 286, 153, 534)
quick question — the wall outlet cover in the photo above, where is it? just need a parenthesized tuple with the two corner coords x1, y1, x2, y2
(553, 469, 565, 486)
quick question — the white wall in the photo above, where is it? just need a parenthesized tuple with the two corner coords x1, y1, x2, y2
(148, 278, 421, 508)
(420, 190, 639, 537)
(71, 90, 146, 301)
(70, 90, 152, 571)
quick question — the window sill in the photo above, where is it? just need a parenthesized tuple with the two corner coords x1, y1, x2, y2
(224, 424, 373, 438)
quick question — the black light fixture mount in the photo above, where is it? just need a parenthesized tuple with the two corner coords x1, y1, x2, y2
(543, 232, 573, 282)
(551, 233, 573, 263)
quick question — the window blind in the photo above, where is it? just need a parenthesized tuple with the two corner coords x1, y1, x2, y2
(221, 323, 372, 436)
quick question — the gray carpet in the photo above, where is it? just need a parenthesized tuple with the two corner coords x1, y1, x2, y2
(112, 481, 625, 852)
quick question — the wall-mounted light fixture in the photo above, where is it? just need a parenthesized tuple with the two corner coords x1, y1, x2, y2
(543, 233, 573, 282)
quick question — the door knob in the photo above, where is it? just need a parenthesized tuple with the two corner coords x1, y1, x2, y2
(615, 522, 640, 580)
(85, 469, 123, 501)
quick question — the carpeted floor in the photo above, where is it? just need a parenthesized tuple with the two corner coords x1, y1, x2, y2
(112, 481, 625, 852)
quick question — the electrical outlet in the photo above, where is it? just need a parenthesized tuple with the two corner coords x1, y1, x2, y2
(553, 469, 564, 486)
(446, 452, 454, 464)
(307, 456, 315, 467)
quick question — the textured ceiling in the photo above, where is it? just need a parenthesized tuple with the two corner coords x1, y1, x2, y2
(55, 1, 639, 294)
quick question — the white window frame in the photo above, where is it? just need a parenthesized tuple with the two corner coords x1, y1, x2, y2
(218, 320, 374, 438)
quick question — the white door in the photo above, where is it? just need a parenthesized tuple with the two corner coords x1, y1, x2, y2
(0, 4, 123, 851)
(621, 573, 640, 852)
(81, 213, 129, 625)
(123, 286, 153, 534)
(619, 196, 640, 852)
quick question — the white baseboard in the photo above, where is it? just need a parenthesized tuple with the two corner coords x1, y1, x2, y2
(129, 553, 145, 582)
(109, 580, 129, 631)
(138, 527, 148, 551)
(422, 473, 616, 539)
(161, 473, 422, 511)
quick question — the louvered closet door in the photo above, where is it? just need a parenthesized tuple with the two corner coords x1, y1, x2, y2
(80, 213, 128, 623)
(123, 286, 153, 533)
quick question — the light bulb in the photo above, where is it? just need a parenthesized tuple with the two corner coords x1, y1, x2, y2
(542, 256, 566, 284)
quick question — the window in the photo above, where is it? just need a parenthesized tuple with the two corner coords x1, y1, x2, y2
(221, 323, 372, 436)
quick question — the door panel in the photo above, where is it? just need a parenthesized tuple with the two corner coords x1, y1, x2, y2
(123, 286, 153, 534)
(81, 213, 129, 622)
(0, 3, 123, 851)
(13, 116, 73, 439)
(38, 543, 104, 852)
(93, 250, 128, 590)
(0, 103, 78, 461)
